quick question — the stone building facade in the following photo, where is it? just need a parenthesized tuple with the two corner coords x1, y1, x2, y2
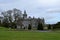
(14, 9, 45, 30)
(1, 8, 45, 30)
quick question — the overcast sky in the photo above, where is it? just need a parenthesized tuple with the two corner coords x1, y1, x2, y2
(0, 0, 60, 24)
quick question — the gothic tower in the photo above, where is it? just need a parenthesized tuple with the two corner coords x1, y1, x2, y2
(23, 10, 27, 19)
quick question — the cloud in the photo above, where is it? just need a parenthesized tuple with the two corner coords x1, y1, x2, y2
(0, 0, 17, 4)
(0, 0, 60, 24)
(47, 8, 60, 13)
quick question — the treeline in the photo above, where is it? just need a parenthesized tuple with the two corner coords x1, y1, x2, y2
(53, 22, 60, 29)
(47, 22, 60, 30)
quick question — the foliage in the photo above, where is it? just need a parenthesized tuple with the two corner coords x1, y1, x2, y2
(48, 24, 51, 30)
(28, 24, 31, 30)
(37, 23, 43, 30)
(3, 18, 9, 28)
(53, 22, 60, 29)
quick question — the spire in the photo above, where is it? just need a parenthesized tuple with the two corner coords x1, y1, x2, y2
(23, 10, 27, 16)
(24, 10, 26, 14)
(23, 10, 27, 19)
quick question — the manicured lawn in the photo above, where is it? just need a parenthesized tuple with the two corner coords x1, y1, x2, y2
(0, 27, 60, 40)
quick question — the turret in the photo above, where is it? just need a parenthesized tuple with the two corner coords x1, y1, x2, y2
(23, 10, 27, 19)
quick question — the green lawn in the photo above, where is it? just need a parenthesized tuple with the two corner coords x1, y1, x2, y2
(0, 27, 60, 40)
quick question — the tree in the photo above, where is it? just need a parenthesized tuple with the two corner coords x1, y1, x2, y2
(37, 23, 43, 30)
(2, 10, 13, 28)
(7, 10, 12, 23)
(2, 12, 9, 27)
(7, 10, 13, 28)
(53, 22, 60, 29)
(48, 24, 51, 30)
(13, 8, 23, 29)
(28, 24, 31, 30)
(3, 17, 9, 28)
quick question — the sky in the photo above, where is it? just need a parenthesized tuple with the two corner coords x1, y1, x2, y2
(0, 0, 60, 24)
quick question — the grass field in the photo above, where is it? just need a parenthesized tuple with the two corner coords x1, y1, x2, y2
(0, 27, 60, 40)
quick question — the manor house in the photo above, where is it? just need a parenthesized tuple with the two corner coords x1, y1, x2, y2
(13, 9, 45, 30)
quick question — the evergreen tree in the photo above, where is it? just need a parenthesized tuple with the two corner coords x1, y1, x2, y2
(37, 23, 43, 30)
(48, 24, 51, 30)
(28, 24, 31, 30)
